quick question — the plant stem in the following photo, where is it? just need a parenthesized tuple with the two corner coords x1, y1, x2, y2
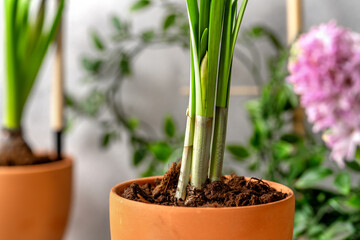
(181, 0, 248, 189)
(209, 0, 248, 181)
(3, 0, 21, 129)
(2, 0, 64, 130)
(209, 107, 228, 181)
(191, 53, 213, 188)
(176, 40, 196, 199)
(191, 115, 212, 188)
(175, 108, 194, 199)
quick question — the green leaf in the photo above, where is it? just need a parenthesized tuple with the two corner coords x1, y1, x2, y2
(295, 167, 333, 189)
(133, 148, 147, 166)
(199, 28, 208, 60)
(280, 133, 302, 143)
(346, 160, 360, 172)
(65, 95, 75, 107)
(248, 159, 259, 171)
(293, 208, 311, 237)
(246, 25, 283, 51)
(227, 145, 250, 161)
(91, 31, 105, 50)
(101, 132, 118, 148)
(112, 16, 123, 30)
(328, 197, 359, 214)
(81, 90, 105, 116)
(128, 117, 139, 131)
(120, 54, 131, 76)
(101, 133, 111, 147)
(319, 221, 355, 240)
(141, 30, 155, 42)
(334, 172, 351, 196)
(164, 115, 176, 138)
(82, 58, 102, 73)
(308, 224, 326, 237)
(149, 142, 173, 162)
(163, 14, 176, 30)
(247, 26, 264, 37)
(347, 194, 360, 209)
(130, 0, 151, 11)
(273, 141, 293, 159)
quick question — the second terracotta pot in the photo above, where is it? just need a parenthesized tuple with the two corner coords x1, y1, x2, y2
(109, 176, 295, 240)
(0, 155, 73, 240)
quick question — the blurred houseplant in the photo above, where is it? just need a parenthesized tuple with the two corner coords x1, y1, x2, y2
(287, 22, 360, 239)
(68, 0, 190, 176)
(0, 0, 72, 239)
(228, 24, 360, 239)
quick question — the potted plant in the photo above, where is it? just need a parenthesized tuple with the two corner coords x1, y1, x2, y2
(0, 0, 72, 239)
(109, 1, 295, 239)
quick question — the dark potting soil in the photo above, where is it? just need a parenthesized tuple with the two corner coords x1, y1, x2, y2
(121, 163, 288, 207)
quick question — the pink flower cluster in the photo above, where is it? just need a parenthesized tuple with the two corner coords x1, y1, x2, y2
(288, 22, 360, 167)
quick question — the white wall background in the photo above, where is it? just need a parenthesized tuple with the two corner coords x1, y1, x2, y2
(1, 0, 360, 239)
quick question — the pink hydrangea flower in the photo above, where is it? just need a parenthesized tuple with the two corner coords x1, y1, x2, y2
(288, 22, 360, 167)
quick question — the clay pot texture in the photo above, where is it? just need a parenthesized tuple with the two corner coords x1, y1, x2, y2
(0, 155, 72, 240)
(110, 176, 295, 240)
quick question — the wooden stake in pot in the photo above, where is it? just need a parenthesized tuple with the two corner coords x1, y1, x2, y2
(51, 4, 64, 160)
(287, 0, 305, 135)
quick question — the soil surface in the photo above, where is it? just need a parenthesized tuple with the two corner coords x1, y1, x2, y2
(121, 163, 288, 207)
(0, 128, 55, 166)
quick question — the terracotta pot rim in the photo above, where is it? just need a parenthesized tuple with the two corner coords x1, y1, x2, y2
(0, 154, 72, 175)
(111, 175, 295, 210)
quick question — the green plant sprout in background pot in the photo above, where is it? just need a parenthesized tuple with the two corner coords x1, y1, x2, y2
(0, 1, 72, 239)
(110, 1, 295, 239)
(1, 0, 63, 165)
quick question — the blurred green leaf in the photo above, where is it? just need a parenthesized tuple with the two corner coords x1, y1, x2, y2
(273, 141, 293, 159)
(334, 172, 351, 196)
(120, 53, 131, 76)
(64, 116, 75, 133)
(227, 145, 250, 161)
(347, 194, 360, 209)
(133, 148, 147, 166)
(328, 197, 359, 214)
(346, 160, 360, 172)
(101, 133, 111, 147)
(130, 0, 151, 11)
(308, 224, 326, 237)
(280, 133, 301, 143)
(163, 14, 176, 30)
(80, 90, 105, 116)
(319, 221, 355, 240)
(65, 94, 75, 107)
(141, 30, 155, 42)
(246, 25, 283, 50)
(82, 58, 102, 73)
(112, 16, 122, 30)
(91, 31, 105, 50)
(295, 167, 333, 189)
(164, 115, 176, 138)
(149, 142, 173, 162)
(293, 206, 312, 237)
(248, 159, 259, 171)
(128, 117, 139, 131)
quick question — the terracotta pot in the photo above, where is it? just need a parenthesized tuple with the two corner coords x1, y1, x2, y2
(0, 155, 73, 240)
(110, 176, 295, 240)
